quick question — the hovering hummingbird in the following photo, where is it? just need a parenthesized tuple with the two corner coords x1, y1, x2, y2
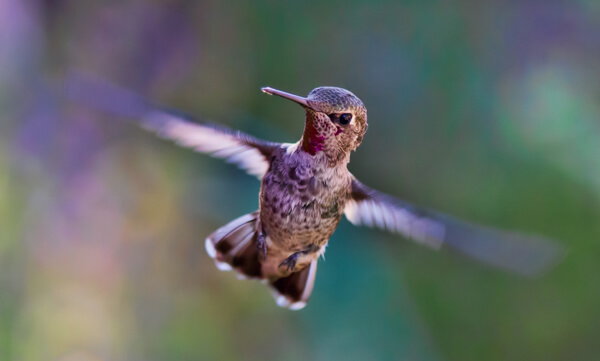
(66, 75, 564, 310)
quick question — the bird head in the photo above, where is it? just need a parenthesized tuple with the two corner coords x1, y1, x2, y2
(262, 86, 368, 165)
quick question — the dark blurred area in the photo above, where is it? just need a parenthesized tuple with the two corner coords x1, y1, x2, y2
(2, 1, 600, 360)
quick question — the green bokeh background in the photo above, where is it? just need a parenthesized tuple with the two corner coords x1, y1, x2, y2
(2, 1, 600, 360)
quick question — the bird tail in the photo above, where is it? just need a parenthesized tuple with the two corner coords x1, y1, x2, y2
(269, 260, 317, 310)
(205, 211, 263, 278)
(205, 211, 318, 310)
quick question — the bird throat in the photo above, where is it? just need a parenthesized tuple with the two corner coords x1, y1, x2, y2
(302, 128, 324, 155)
(301, 112, 330, 156)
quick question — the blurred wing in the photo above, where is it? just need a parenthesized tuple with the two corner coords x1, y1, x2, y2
(344, 177, 566, 276)
(140, 112, 277, 178)
(65, 73, 278, 179)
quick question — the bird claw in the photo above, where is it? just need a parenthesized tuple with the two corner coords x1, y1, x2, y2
(257, 233, 268, 261)
(279, 253, 299, 272)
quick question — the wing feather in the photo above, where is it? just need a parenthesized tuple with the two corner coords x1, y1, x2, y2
(345, 177, 565, 276)
(65, 73, 278, 179)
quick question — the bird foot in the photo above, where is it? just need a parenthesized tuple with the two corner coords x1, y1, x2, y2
(279, 253, 300, 272)
(257, 232, 268, 261)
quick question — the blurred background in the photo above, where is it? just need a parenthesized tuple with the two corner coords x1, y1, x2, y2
(1, 0, 600, 360)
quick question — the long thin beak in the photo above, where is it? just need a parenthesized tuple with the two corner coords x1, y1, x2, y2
(261, 87, 310, 108)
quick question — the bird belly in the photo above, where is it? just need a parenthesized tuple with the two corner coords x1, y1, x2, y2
(261, 194, 341, 244)
(257, 148, 351, 277)
(258, 185, 344, 277)
(259, 238, 323, 279)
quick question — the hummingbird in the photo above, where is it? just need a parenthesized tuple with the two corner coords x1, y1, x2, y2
(66, 74, 564, 310)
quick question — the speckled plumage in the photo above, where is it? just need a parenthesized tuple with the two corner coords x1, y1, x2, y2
(255, 87, 367, 282)
(259, 145, 351, 278)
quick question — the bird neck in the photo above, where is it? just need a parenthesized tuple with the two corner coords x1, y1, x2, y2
(300, 113, 351, 167)
(301, 119, 326, 156)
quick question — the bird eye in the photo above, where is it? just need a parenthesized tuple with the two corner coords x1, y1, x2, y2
(339, 113, 352, 125)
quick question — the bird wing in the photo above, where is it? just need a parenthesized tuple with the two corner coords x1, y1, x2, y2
(139, 111, 277, 178)
(344, 177, 565, 276)
(65, 73, 279, 179)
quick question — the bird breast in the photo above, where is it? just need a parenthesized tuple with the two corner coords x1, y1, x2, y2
(259, 147, 351, 251)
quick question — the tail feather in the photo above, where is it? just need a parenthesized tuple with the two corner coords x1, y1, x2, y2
(205, 211, 261, 276)
(216, 225, 254, 263)
(270, 260, 318, 310)
(205, 211, 319, 309)
(231, 233, 262, 278)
